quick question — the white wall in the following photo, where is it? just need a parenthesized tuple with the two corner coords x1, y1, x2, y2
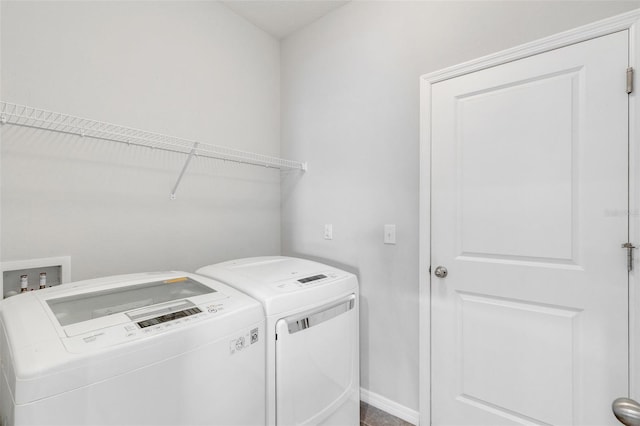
(1, 1, 282, 282)
(280, 0, 640, 415)
(6, 0, 640, 419)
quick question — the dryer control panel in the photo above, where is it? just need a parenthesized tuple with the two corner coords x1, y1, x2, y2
(297, 274, 327, 284)
(274, 271, 341, 292)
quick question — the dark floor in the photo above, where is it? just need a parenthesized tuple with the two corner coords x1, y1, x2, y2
(360, 401, 414, 426)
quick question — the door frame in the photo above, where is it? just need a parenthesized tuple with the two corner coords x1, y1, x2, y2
(419, 9, 640, 425)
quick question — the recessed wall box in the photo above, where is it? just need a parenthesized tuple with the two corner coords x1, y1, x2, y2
(1, 256, 71, 299)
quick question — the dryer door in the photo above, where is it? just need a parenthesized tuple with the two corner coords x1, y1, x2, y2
(275, 294, 359, 426)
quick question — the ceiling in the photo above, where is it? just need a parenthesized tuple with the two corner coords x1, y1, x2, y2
(222, 1, 349, 39)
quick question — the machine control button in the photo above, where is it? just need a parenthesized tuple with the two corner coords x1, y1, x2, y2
(235, 336, 245, 351)
(207, 303, 224, 313)
(250, 328, 259, 344)
(81, 332, 105, 344)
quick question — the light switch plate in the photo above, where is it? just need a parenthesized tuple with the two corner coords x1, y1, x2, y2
(384, 224, 396, 244)
(324, 224, 333, 240)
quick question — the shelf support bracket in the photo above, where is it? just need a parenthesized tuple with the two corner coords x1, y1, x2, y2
(170, 142, 199, 200)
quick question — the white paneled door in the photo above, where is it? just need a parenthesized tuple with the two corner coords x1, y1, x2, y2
(431, 30, 629, 425)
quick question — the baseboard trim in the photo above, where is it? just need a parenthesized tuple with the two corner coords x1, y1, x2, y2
(360, 388, 420, 425)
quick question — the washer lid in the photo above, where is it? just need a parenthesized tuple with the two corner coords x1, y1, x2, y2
(48, 276, 214, 327)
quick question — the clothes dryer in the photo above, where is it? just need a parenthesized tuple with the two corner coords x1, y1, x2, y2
(197, 256, 359, 426)
(0, 272, 265, 426)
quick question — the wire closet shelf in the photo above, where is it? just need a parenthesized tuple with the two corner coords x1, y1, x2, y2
(0, 101, 307, 198)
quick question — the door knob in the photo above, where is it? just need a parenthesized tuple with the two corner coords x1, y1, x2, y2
(434, 266, 448, 278)
(613, 397, 640, 425)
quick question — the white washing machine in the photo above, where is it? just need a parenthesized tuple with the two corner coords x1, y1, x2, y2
(0, 271, 265, 426)
(197, 256, 359, 426)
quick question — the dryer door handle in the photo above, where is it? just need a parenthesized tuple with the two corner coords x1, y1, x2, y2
(284, 294, 356, 335)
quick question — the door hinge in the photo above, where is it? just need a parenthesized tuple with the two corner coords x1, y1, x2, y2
(627, 67, 634, 94)
(622, 242, 636, 271)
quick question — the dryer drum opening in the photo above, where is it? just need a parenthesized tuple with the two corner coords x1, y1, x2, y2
(285, 294, 356, 334)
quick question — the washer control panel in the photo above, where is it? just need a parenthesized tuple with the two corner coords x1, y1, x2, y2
(63, 301, 228, 353)
(137, 307, 202, 328)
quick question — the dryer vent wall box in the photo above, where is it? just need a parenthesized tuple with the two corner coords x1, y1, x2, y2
(197, 256, 360, 426)
(0, 272, 266, 426)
